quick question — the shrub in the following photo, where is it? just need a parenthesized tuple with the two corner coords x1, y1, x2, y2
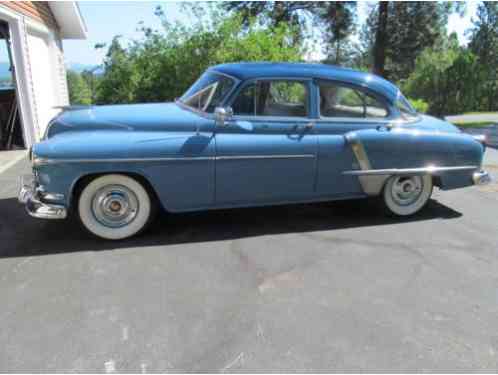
(408, 98, 429, 113)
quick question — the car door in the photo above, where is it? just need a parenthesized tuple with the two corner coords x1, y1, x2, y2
(215, 79, 318, 205)
(313, 79, 393, 196)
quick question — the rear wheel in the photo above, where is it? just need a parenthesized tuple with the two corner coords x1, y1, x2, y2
(382, 174, 433, 216)
(78, 174, 153, 240)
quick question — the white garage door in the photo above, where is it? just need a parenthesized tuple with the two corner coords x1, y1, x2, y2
(27, 31, 59, 138)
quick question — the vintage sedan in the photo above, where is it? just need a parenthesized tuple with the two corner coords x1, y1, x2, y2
(19, 62, 490, 240)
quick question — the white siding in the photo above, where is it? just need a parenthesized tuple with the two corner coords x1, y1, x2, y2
(26, 29, 60, 138)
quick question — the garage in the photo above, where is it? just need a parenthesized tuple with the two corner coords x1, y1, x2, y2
(0, 1, 86, 151)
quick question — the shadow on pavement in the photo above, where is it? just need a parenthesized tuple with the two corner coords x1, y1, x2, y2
(0, 197, 462, 259)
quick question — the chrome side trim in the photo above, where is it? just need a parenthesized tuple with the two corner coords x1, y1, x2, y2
(344, 132, 478, 196)
(34, 154, 316, 165)
(345, 132, 372, 170)
(343, 165, 478, 176)
(216, 154, 315, 160)
(35, 157, 216, 165)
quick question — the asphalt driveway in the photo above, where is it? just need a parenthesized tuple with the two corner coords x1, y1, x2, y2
(1, 152, 498, 372)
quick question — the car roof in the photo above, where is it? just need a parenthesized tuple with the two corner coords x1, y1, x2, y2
(210, 62, 400, 102)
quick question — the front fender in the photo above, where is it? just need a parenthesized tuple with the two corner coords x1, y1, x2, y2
(32, 129, 216, 212)
(345, 128, 484, 194)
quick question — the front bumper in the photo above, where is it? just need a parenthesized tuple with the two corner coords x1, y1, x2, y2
(473, 170, 492, 186)
(18, 174, 67, 219)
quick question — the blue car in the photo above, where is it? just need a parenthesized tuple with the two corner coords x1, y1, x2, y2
(19, 62, 490, 240)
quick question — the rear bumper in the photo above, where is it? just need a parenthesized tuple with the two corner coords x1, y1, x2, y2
(473, 170, 491, 186)
(18, 174, 67, 219)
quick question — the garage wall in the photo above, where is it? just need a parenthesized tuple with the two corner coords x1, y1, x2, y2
(0, 2, 57, 30)
(0, 2, 72, 145)
(26, 30, 58, 138)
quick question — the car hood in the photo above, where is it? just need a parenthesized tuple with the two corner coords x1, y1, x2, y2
(45, 102, 207, 138)
(399, 114, 460, 133)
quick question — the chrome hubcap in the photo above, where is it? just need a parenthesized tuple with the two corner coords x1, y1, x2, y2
(92, 184, 139, 228)
(391, 176, 423, 206)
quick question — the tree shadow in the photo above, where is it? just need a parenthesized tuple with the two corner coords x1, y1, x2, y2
(0, 196, 462, 259)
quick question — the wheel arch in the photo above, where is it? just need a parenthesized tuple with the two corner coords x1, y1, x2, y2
(69, 171, 166, 215)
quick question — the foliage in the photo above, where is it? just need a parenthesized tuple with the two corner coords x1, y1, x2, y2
(450, 121, 495, 128)
(223, 1, 358, 66)
(361, 2, 454, 81)
(63, 1, 498, 116)
(468, 2, 498, 111)
(66, 70, 92, 105)
(408, 98, 429, 114)
(93, 5, 303, 104)
(402, 33, 483, 116)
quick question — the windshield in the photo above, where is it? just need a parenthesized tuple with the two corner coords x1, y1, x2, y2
(395, 93, 418, 120)
(179, 72, 235, 113)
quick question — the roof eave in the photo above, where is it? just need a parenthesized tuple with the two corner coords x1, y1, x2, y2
(48, 2, 87, 39)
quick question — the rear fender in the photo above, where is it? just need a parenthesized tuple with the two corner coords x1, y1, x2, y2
(344, 128, 483, 195)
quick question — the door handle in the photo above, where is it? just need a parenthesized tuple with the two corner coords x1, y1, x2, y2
(293, 122, 314, 131)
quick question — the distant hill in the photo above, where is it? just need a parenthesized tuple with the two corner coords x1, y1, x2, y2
(0, 61, 103, 81)
(67, 63, 103, 74)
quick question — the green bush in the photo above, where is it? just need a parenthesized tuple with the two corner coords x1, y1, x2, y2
(408, 98, 429, 113)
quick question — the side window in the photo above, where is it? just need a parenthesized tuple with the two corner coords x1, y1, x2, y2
(318, 81, 388, 118)
(232, 80, 308, 117)
(232, 84, 256, 116)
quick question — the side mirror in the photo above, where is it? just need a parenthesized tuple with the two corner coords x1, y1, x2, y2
(214, 106, 233, 127)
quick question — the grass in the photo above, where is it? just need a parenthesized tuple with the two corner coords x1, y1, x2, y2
(451, 121, 496, 128)
(462, 111, 498, 116)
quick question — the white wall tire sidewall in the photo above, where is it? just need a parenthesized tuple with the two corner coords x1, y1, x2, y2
(78, 175, 151, 240)
(383, 174, 433, 216)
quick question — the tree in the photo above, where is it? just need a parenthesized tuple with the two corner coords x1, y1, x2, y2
(96, 37, 138, 104)
(95, 6, 303, 104)
(362, 2, 454, 81)
(372, 1, 388, 76)
(66, 70, 91, 105)
(403, 33, 482, 116)
(468, 2, 498, 111)
(319, 2, 358, 66)
(223, 1, 358, 65)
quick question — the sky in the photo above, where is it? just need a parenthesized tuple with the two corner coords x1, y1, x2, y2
(61, 1, 480, 67)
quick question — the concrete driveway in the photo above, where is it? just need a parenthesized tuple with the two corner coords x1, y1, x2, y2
(1, 152, 498, 372)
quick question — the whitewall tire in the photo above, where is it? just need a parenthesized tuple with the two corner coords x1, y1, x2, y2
(78, 174, 153, 240)
(382, 174, 433, 216)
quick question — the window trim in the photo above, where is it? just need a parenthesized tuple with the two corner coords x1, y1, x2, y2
(316, 79, 392, 121)
(227, 77, 314, 121)
(179, 70, 240, 114)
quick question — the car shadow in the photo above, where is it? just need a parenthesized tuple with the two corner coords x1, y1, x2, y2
(0, 197, 462, 259)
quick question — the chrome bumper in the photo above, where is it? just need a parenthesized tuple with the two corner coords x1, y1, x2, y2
(18, 175, 67, 219)
(473, 170, 492, 186)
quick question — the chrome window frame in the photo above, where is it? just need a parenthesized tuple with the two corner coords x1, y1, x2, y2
(226, 76, 314, 122)
(177, 70, 241, 115)
(316, 79, 394, 122)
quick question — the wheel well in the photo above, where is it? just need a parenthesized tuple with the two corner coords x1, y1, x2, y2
(432, 175, 442, 188)
(70, 172, 163, 214)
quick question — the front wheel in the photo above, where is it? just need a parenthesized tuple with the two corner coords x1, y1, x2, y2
(78, 174, 154, 240)
(382, 174, 433, 216)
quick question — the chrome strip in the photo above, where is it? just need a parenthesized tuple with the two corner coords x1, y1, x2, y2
(36, 154, 315, 165)
(36, 157, 215, 165)
(343, 165, 478, 176)
(216, 154, 315, 160)
(345, 132, 372, 170)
